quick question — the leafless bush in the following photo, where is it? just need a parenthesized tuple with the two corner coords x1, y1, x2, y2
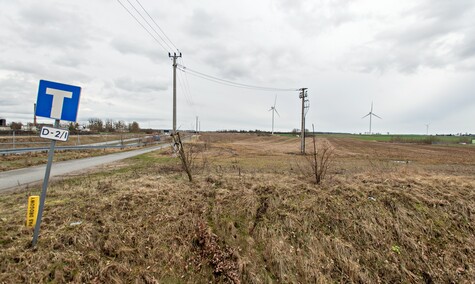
(171, 132, 209, 182)
(297, 125, 334, 184)
(311, 139, 334, 184)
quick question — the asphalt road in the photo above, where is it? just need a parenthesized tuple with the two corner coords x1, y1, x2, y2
(0, 144, 169, 192)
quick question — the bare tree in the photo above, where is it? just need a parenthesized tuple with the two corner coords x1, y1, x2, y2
(104, 119, 115, 132)
(68, 122, 79, 134)
(114, 120, 126, 132)
(128, 121, 140, 132)
(9, 122, 23, 130)
(171, 132, 195, 182)
(88, 118, 103, 132)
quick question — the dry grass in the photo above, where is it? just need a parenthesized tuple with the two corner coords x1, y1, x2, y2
(1, 133, 474, 283)
(0, 133, 148, 149)
(0, 133, 152, 172)
(0, 149, 131, 172)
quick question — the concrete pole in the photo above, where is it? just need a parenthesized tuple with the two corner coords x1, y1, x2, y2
(196, 116, 198, 133)
(169, 52, 182, 134)
(172, 55, 177, 133)
(300, 88, 307, 154)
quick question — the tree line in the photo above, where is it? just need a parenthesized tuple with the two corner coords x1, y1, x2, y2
(85, 118, 140, 133)
(3, 119, 140, 133)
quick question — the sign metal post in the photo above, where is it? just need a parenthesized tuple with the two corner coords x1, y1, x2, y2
(31, 80, 81, 247)
(32, 119, 59, 246)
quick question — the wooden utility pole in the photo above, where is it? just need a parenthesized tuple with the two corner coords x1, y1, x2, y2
(169, 52, 182, 133)
(299, 88, 308, 154)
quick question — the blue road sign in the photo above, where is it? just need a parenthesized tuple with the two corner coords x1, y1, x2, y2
(36, 80, 82, 122)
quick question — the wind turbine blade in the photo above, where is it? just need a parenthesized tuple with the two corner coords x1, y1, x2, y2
(275, 108, 280, 117)
(268, 108, 273, 112)
(362, 113, 370, 119)
(371, 101, 373, 112)
(274, 95, 277, 108)
(373, 113, 382, 119)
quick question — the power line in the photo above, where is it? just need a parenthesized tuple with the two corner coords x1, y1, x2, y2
(177, 66, 264, 90)
(178, 66, 291, 91)
(177, 68, 193, 106)
(134, 0, 179, 51)
(177, 64, 299, 92)
(116, 0, 169, 53)
(124, 0, 175, 52)
(178, 57, 195, 104)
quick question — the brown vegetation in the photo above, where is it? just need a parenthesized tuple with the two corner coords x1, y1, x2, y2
(0, 149, 127, 172)
(0, 133, 156, 172)
(1, 133, 474, 283)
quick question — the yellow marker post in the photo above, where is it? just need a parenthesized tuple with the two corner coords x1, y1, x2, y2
(26, 196, 40, 228)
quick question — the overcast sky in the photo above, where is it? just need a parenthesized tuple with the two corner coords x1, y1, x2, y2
(1, 0, 474, 134)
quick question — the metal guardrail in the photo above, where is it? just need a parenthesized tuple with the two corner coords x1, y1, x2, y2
(0, 134, 183, 155)
(0, 143, 158, 155)
(0, 142, 50, 145)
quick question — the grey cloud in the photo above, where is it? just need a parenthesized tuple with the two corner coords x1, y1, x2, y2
(455, 28, 475, 59)
(400, 89, 475, 125)
(53, 54, 87, 68)
(273, 0, 353, 34)
(15, 3, 94, 50)
(0, 58, 91, 87)
(110, 38, 165, 62)
(0, 59, 47, 76)
(0, 97, 22, 107)
(186, 8, 229, 38)
(0, 75, 36, 96)
(114, 77, 168, 93)
(346, 1, 475, 73)
(416, 0, 475, 21)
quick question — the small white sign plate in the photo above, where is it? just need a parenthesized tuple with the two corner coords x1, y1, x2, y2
(40, 126, 69, 142)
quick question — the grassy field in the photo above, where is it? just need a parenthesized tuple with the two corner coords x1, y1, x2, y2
(1, 133, 474, 283)
(279, 132, 474, 144)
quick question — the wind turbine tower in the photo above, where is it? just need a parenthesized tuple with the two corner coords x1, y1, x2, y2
(269, 95, 280, 134)
(362, 102, 382, 134)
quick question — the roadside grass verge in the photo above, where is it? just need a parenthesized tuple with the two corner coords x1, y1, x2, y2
(0, 149, 129, 172)
(1, 134, 474, 283)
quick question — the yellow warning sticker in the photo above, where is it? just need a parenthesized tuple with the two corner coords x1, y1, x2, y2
(26, 196, 39, 228)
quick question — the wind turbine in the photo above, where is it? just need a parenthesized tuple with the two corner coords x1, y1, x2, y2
(269, 95, 280, 134)
(362, 102, 382, 134)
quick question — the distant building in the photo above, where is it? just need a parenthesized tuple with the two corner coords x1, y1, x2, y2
(0, 118, 10, 131)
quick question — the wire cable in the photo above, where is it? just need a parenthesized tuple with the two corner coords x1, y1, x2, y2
(116, 0, 169, 53)
(177, 64, 299, 92)
(177, 71, 198, 118)
(134, 0, 179, 51)
(177, 68, 192, 106)
(178, 57, 195, 104)
(124, 0, 174, 52)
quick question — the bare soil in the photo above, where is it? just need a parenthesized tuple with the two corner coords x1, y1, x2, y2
(1, 133, 474, 283)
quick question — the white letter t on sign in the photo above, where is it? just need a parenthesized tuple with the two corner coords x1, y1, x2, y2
(45, 88, 73, 119)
